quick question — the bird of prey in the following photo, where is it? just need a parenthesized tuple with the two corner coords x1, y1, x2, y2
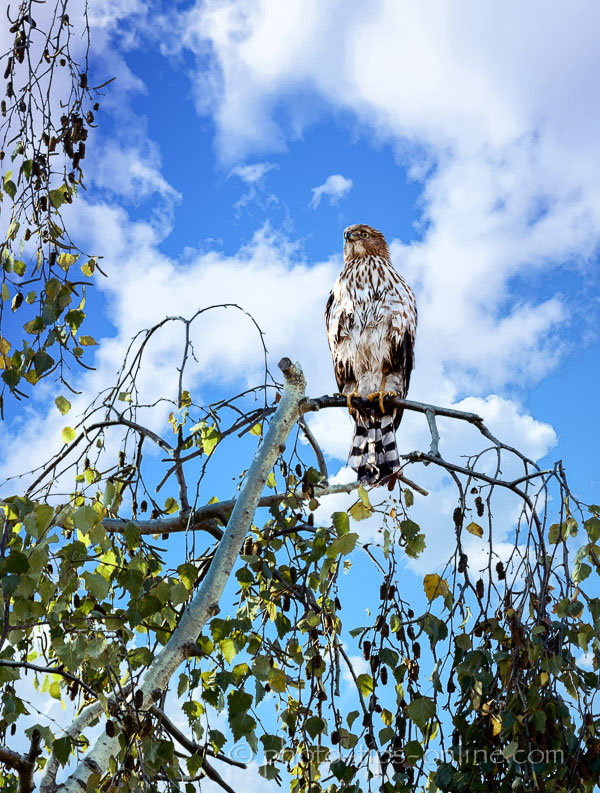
(325, 224, 417, 485)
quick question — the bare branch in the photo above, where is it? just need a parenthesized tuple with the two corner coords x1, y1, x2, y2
(298, 416, 328, 481)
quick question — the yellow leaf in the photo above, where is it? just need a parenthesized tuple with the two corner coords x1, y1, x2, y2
(62, 426, 76, 444)
(268, 667, 287, 692)
(539, 672, 549, 686)
(491, 714, 502, 736)
(423, 573, 449, 603)
(465, 521, 483, 537)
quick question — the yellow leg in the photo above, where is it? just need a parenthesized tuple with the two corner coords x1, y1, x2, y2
(367, 375, 397, 413)
(346, 388, 360, 418)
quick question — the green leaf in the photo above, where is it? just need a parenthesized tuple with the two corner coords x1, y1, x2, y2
(33, 350, 54, 376)
(406, 697, 436, 730)
(356, 673, 374, 697)
(220, 638, 236, 664)
(73, 505, 99, 535)
(229, 712, 256, 741)
(186, 752, 204, 778)
(65, 309, 85, 331)
(209, 729, 227, 754)
(332, 511, 350, 535)
(4, 180, 16, 200)
(82, 571, 110, 601)
(124, 522, 140, 550)
(404, 739, 424, 764)
(326, 532, 358, 558)
(177, 563, 198, 590)
(573, 562, 592, 583)
(585, 516, 600, 542)
(53, 736, 72, 766)
(49, 187, 67, 209)
(305, 716, 326, 739)
(55, 395, 71, 415)
(420, 613, 449, 646)
(34, 504, 55, 536)
(403, 488, 414, 508)
(5, 550, 29, 574)
(435, 763, 456, 791)
(259, 764, 280, 780)
(228, 689, 252, 716)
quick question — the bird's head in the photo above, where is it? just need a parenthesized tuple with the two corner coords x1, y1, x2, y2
(343, 224, 390, 261)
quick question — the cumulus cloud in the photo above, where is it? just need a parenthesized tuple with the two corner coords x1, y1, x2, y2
(309, 174, 353, 209)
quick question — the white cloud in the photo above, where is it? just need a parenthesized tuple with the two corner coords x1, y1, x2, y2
(91, 141, 182, 206)
(230, 161, 278, 184)
(229, 161, 280, 213)
(309, 174, 353, 209)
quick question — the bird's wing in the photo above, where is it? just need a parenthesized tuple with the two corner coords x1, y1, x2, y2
(325, 289, 355, 393)
(385, 277, 417, 397)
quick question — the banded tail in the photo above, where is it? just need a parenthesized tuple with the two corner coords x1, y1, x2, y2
(348, 410, 401, 485)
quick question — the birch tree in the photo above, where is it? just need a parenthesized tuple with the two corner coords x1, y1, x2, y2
(0, 309, 598, 793)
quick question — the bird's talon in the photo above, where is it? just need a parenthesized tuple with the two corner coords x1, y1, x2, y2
(346, 389, 360, 417)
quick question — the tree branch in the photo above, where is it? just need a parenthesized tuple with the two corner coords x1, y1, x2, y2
(102, 481, 367, 537)
(301, 393, 485, 425)
(298, 416, 328, 481)
(0, 728, 41, 793)
(149, 705, 246, 768)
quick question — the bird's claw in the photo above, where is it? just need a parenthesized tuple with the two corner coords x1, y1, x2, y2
(346, 389, 361, 418)
(367, 389, 397, 414)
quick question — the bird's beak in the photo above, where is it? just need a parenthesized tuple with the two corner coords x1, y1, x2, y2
(344, 230, 355, 242)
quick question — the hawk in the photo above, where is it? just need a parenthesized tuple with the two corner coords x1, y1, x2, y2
(325, 224, 417, 485)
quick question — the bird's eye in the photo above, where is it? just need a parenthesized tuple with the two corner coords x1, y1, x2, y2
(360, 231, 369, 238)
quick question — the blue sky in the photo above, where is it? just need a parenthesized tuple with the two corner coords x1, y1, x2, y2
(2, 1, 600, 786)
